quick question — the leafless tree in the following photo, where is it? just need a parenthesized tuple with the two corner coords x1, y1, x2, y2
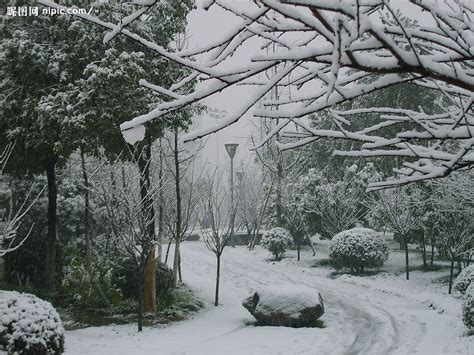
(199, 174, 231, 306)
(235, 165, 265, 243)
(1, 144, 44, 256)
(39, 0, 474, 189)
(162, 127, 204, 286)
(427, 173, 473, 292)
(300, 172, 368, 239)
(375, 187, 420, 280)
(91, 158, 159, 332)
(436, 212, 472, 294)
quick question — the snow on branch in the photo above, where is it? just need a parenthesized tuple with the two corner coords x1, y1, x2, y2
(1, 144, 45, 256)
(38, 0, 474, 187)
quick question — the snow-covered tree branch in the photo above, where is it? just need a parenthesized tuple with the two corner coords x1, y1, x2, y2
(38, 0, 474, 189)
(90, 158, 160, 331)
(0, 145, 44, 256)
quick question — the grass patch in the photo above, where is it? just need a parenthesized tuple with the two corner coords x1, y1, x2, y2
(61, 282, 204, 329)
(1, 280, 204, 330)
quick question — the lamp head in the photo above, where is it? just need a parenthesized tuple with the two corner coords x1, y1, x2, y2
(224, 143, 239, 159)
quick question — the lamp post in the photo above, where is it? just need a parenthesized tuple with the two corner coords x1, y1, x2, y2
(225, 143, 239, 247)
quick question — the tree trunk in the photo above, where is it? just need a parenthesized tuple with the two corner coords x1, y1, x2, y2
(136, 136, 156, 313)
(173, 240, 180, 287)
(250, 176, 275, 250)
(44, 157, 57, 291)
(158, 138, 164, 262)
(276, 157, 283, 226)
(404, 236, 409, 280)
(297, 239, 301, 261)
(143, 249, 156, 313)
(419, 232, 427, 270)
(80, 150, 91, 264)
(395, 232, 405, 250)
(430, 241, 435, 266)
(165, 239, 172, 264)
(178, 251, 182, 282)
(448, 257, 454, 294)
(172, 127, 182, 287)
(215, 254, 221, 306)
(137, 264, 144, 332)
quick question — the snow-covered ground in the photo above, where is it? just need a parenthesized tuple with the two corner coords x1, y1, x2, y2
(64, 241, 472, 355)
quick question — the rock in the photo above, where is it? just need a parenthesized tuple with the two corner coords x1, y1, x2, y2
(242, 285, 324, 327)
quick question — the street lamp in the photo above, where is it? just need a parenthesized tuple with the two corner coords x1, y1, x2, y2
(225, 143, 239, 247)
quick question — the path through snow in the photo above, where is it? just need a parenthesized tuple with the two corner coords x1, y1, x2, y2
(64, 242, 470, 354)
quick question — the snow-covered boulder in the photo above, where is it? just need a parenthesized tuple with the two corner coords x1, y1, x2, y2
(242, 285, 324, 327)
(0, 291, 65, 354)
(329, 228, 389, 273)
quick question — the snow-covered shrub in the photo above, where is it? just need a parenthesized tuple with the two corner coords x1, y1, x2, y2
(113, 259, 174, 303)
(454, 265, 474, 329)
(328, 228, 389, 273)
(261, 227, 293, 260)
(0, 291, 65, 354)
(455, 264, 473, 295)
(63, 255, 123, 320)
(159, 283, 204, 320)
(462, 286, 473, 329)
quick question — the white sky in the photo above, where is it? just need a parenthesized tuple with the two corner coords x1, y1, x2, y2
(186, 0, 261, 172)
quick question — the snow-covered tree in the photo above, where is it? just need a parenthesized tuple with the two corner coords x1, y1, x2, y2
(89, 160, 158, 332)
(0, 8, 105, 290)
(436, 212, 472, 294)
(424, 173, 473, 293)
(162, 127, 204, 287)
(279, 178, 308, 261)
(235, 166, 265, 244)
(298, 163, 379, 238)
(261, 227, 293, 261)
(40, 0, 474, 189)
(374, 186, 420, 280)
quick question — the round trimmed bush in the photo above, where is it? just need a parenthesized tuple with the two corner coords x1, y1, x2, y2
(455, 265, 474, 329)
(462, 287, 473, 329)
(261, 227, 293, 260)
(0, 291, 65, 354)
(328, 228, 389, 273)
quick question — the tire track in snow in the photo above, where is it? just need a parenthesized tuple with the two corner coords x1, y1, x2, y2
(180, 243, 426, 355)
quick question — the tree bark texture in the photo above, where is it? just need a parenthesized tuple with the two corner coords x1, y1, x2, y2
(137, 138, 156, 313)
(173, 127, 182, 287)
(404, 236, 410, 280)
(44, 157, 57, 291)
(80, 150, 91, 264)
(215, 255, 221, 306)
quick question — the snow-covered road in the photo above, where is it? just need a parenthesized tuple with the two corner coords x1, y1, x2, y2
(65, 242, 468, 355)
